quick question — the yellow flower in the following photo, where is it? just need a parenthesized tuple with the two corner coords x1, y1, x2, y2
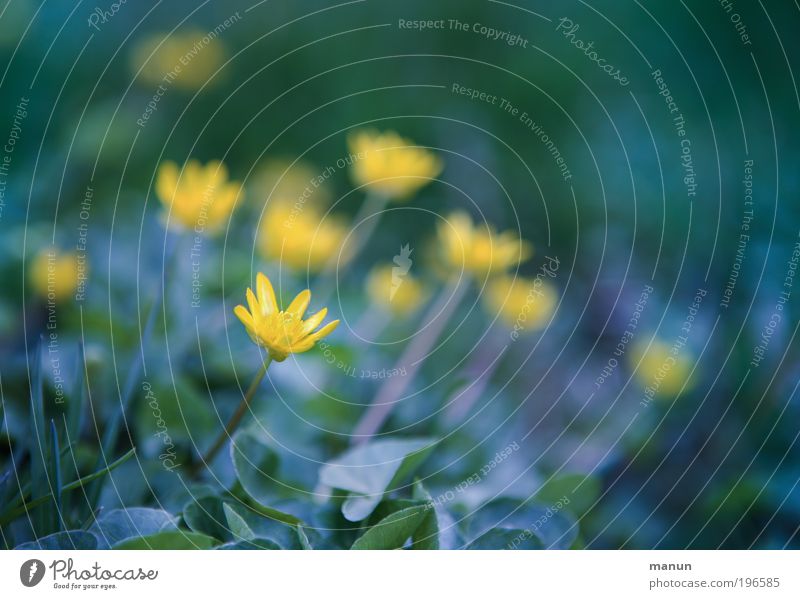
(30, 249, 81, 299)
(348, 130, 442, 200)
(483, 275, 556, 332)
(629, 339, 694, 398)
(438, 211, 533, 279)
(156, 160, 241, 234)
(131, 30, 226, 90)
(366, 264, 427, 316)
(234, 272, 339, 362)
(258, 199, 349, 272)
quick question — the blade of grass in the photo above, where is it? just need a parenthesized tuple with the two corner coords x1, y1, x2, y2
(49, 420, 63, 531)
(7, 441, 76, 509)
(65, 344, 87, 521)
(0, 447, 136, 526)
(67, 342, 86, 444)
(29, 338, 50, 534)
(87, 233, 176, 506)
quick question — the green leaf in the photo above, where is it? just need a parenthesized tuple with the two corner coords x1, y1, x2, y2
(232, 507, 302, 549)
(223, 503, 255, 541)
(413, 479, 460, 549)
(410, 481, 438, 549)
(237, 498, 302, 526)
(320, 438, 435, 522)
(465, 528, 543, 550)
(411, 508, 438, 549)
(16, 530, 98, 550)
(89, 508, 178, 549)
(465, 498, 577, 549)
(351, 504, 430, 550)
(215, 538, 282, 550)
(194, 497, 302, 549)
(230, 429, 280, 506)
(535, 473, 601, 516)
(113, 531, 217, 550)
(183, 496, 231, 542)
(296, 525, 312, 550)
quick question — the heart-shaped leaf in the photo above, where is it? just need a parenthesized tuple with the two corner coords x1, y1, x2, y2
(320, 438, 435, 522)
(183, 496, 231, 542)
(230, 430, 280, 506)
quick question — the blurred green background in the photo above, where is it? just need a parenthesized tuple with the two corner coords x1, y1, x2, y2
(1, 0, 799, 549)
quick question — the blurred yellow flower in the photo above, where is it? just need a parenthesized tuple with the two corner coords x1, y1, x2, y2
(251, 158, 330, 205)
(438, 211, 533, 279)
(30, 249, 81, 299)
(258, 200, 349, 272)
(234, 272, 339, 362)
(483, 275, 556, 332)
(366, 264, 427, 316)
(131, 30, 226, 90)
(348, 130, 442, 200)
(155, 160, 241, 235)
(630, 339, 694, 398)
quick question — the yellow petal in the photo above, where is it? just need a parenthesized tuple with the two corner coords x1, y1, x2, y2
(245, 288, 260, 319)
(287, 338, 316, 354)
(300, 307, 328, 335)
(286, 289, 311, 319)
(256, 272, 278, 315)
(307, 319, 339, 342)
(233, 305, 254, 329)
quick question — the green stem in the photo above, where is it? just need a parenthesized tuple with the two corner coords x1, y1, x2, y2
(196, 358, 272, 474)
(315, 191, 389, 305)
(351, 276, 468, 443)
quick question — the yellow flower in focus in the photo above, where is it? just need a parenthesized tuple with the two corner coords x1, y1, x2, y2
(258, 200, 349, 272)
(366, 264, 427, 316)
(348, 130, 442, 200)
(131, 30, 226, 90)
(630, 339, 694, 398)
(437, 211, 533, 279)
(30, 249, 81, 299)
(156, 160, 241, 235)
(483, 275, 556, 332)
(234, 272, 339, 362)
